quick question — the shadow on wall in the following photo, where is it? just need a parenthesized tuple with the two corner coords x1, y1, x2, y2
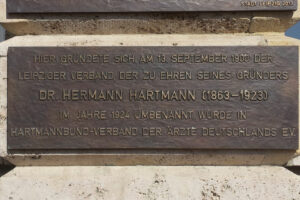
(0, 157, 15, 177)
(0, 25, 5, 42)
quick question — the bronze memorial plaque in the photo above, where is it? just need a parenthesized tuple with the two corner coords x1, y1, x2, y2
(7, 0, 297, 13)
(7, 46, 298, 151)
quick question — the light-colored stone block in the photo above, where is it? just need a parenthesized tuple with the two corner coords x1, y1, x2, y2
(250, 2, 300, 33)
(287, 155, 300, 166)
(0, 166, 299, 200)
(0, 34, 268, 57)
(0, 57, 7, 158)
(0, 0, 5, 22)
(0, 34, 298, 166)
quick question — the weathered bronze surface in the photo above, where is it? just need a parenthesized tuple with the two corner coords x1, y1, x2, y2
(7, 0, 297, 13)
(7, 47, 299, 151)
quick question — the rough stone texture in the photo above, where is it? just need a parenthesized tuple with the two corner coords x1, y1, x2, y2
(0, 57, 6, 157)
(249, 15, 296, 33)
(0, 18, 8, 167)
(0, 57, 6, 167)
(0, 166, 299, 200)
(0, 0, 5, 21)
(287, 156, 300, 166)
(249, 2, 300, 32)
(0, 0, 299, 35)
(1, 14, 252, 35)
(0, 34, 299, 166)
(0, 34, 268, 57)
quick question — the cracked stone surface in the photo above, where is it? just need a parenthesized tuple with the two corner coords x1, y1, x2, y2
(0, 166, 300, 200)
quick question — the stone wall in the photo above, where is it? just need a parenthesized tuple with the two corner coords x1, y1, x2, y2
(0, 0, 300, 199)
(1, 166, 300, 200)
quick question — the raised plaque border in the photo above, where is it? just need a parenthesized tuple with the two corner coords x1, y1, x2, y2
(7, 46, 299, 151)
(7, 0, 298, 13)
